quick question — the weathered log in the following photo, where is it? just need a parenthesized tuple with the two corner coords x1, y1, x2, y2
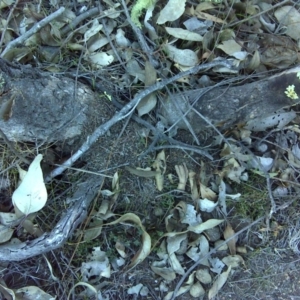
(161, 67, 299, 133)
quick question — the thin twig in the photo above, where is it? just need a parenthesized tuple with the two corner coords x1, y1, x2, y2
(45, 59, 233, 182)
(0, 0, 20, 51)
(1, 7, 65, 58)
(120, 0, 159, 68)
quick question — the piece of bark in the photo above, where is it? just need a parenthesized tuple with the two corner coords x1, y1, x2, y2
(161, 67, 299, 133)
(0, 58, 102, 143)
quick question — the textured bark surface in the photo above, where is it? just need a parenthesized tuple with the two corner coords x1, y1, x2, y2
(0, 59, 100, 143)
(161, 68, 297, 133)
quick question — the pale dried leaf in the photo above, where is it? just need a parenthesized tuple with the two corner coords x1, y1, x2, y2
(189, 171, 199, 201)
(84, 19, 103, 42)
(169, 252, 185, 275)
(167, 233, 187, 255)
(275, 6, 300, 41)
(12, 154, 47, 215)
(248, 50, 261, 70)
(222, 255, 244, 268)
(196, 268, 212, 284)
(0, 0, 14, 8)
(44, 256, 59, 282)
(165, 27, 203, 41)
(208, 266, 232, 299)
(0, 225, 14, 243)
(151, 265, 176, 281)
(194, 10, 227, 24)
(197, 198, 218, 212)
(209, 257, 225, 274)
(223, 223, 236, 255)
(0, 282, 15, 300)
(175, 163, 188, 190)
(188, 219, 224, 234)
(190, 281, 205, 297)
(81, 248, 110, 281)
(164, 285, 191, 300)
(115, 241, 127, 258)
(217, 39, 242, 56)
(106, 213, 151, 268)
(153, 150, 166, 191)
(88, 52, 114, 68)
(164, 44, 198, 67)
(157, 0, 186, 24)
(23, 219, 43, 237)
(115, 29, 130, 47)
(0, 212, 18, 226)
(127, 283, 143, 295)
(15, 286, 54, 300)
(181, 204, 198, 226)
(137, 93, 157, 116)
(83, 218, 103, 242)
(200, 183, 217, 200)
(125, 166, 159, 177)
(87, 34, 109, 52)
(68, 282, 97, 299)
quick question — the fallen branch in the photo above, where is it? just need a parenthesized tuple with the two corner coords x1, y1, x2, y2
(0, 176, 102, 261)
(46, 59, 233, 182)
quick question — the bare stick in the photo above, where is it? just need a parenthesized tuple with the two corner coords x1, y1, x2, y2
(0, 0, 20, 50)
(46, 59, 233, 182)
(1, 7, 65, 58)
(120, 0, 159, 68)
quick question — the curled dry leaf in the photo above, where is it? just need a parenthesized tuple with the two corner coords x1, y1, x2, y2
(189, 171, 199, 200)
(223, 223, 236, 255)
(106, 213, 151, 268)
(175, 163, 188, 190)
(188, 219, 224, 234)
(125, 166, 159, 177)
(153, 150, 166, 191)
(169, 252, 185, 275)
(200, 183, 217, 200)
(208, 266, 232, 299)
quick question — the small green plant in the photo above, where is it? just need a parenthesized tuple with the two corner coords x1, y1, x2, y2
(229, 173, 268, 220)
(131, 0, 156, 28)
